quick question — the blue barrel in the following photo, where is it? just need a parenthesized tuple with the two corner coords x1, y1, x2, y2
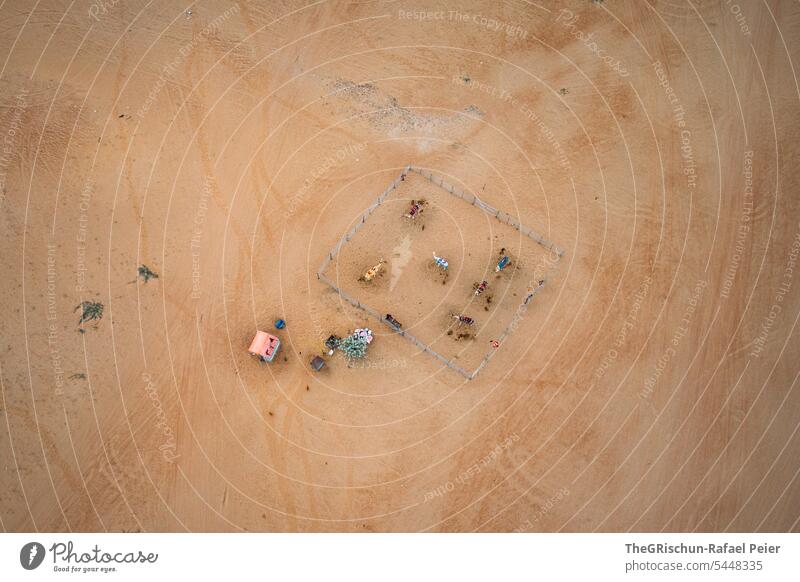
(275, 319, 286, 330)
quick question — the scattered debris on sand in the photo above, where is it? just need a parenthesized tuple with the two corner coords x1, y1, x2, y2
(326, 77, 483, 135)
(338, 328, 373, 360)
(325, 334, 341, 355)
(330, 78, 377, 100)
(464, 104, 484, 117)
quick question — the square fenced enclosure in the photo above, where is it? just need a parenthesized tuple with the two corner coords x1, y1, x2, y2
(317, 166, 564, 379)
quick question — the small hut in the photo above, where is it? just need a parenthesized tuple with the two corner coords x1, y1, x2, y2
(310, 356, 325, 371)
(248, 331, 281, 363)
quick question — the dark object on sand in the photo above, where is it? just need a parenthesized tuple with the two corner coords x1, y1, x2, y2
(385, 314, 402, 329)
(137, 265, 159, 282)
(325, 335, 341, 352)
(75, 301, 104, 325)
(310, 356, 325, 371)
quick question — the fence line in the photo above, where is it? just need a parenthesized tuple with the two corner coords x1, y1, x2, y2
(317, 166, 411, 277)
(315, 164, 562, 380)
(317, 273, 473, 380)
(407, 166, 564, 257)
(469, 280, 548, 379)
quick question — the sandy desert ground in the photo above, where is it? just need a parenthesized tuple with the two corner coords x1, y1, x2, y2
(0, 0, 799, 532)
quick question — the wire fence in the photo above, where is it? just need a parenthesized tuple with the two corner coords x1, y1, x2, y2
(317, 272, 474, 379)
(317, 166, 411, 275)
(407, 166, 564, 257)
(315, 165, 563, 380)
(469, 280, 548, 379)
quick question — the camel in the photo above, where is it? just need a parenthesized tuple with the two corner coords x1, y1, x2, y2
(474, 280, 488, 296)
(404, 198, 427, 219)
(452, 314, 475, 327)
(359, 259, 386, 282)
